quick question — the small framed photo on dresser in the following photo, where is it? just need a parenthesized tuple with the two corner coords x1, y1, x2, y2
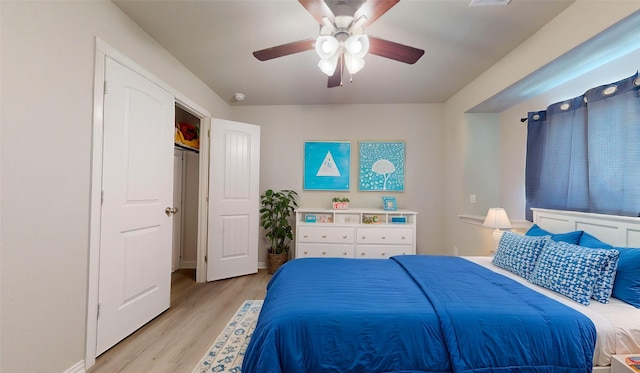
(382, 196, 397, 211)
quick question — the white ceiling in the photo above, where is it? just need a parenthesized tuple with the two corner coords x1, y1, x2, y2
(113, 0, 575, 106)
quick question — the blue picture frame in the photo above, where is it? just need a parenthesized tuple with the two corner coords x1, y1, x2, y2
(382, 196, 397, 211)
(304, 141, 351, 191)
(359, 141, 405, 191)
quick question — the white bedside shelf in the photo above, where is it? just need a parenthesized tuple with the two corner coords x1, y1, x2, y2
(612, 355, 640, 373)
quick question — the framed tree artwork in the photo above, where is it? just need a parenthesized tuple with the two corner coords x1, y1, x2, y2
(304, 141, 351, 191)
(359, 141, 405, 192)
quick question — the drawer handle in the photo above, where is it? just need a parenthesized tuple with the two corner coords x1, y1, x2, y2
(343, 252, 348, 256)
(303, 235, 309, 238)
(361, 236, 366, 239)
(304, 251, 308, 254)
(402, 236, 406, 240)
(381, 252, 386, 256)
(361, 252, 366, 256)
(322, 235, 327, 239)
(342, 235, 348, 239)
(382, 236, 386, 239)
(322, 251, 327, 255)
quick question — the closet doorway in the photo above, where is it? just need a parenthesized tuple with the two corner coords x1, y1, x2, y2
(173, 106, 201, 276)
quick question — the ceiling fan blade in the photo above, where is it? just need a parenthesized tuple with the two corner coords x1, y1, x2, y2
(354, 0, 399, 27)
(368, 36, 424, 64)
(299, 0, 335, 24)
(327, 57, 343, 88)
(253, 39, 316, 61)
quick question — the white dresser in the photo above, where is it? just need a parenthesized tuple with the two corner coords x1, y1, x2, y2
(294, 208, 417, 259)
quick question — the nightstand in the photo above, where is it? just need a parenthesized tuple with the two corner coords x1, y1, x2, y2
(612, 355, 640, 373)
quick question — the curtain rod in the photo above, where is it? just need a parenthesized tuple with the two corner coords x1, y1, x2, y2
(520, 117, 527, 122)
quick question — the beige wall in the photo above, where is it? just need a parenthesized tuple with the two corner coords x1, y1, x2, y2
(2, 0, 640, 372)
(0, 1, 229, 372)
(230, 104, 445, 264)
(443, 2, 640, 256)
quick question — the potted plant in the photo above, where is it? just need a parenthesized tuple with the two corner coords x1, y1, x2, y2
(260, 189, 299, 274)
(332, 197, 350, 210)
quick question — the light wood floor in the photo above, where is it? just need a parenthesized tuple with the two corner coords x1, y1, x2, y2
(88, 269, 271, 373)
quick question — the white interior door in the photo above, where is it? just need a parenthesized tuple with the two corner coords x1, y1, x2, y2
(97, 57, 175, 355)
(172, 149, 184, 271)
(207, 119, 260, 281)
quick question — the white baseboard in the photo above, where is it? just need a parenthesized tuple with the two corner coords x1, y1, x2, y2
(258, 261, 266, 269)
(180, 260, 197, 269)
(62, 360, 85, 373)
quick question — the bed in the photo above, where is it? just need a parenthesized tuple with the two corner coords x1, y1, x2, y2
(242, 209, 640, 373)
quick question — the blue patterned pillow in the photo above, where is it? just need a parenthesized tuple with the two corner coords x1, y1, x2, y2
(529, 241, 613, 305)
(591, 247, 620, 303)
(577, 233, 638, 307)
(492, 231, 550, 279)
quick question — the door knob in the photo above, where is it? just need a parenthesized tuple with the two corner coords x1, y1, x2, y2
(165, 207, 178, 217)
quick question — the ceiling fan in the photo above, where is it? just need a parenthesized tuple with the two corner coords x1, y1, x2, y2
(252, 0, 424, 88)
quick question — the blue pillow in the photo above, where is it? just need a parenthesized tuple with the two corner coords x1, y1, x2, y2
(492, 231, 550, 279)
(526, 224, 583, 244)
(579, 232, 614, 249)
(529, 241, 612, 306)
(578, 233, 640, 307)
(610, 247, 640, 308)
(590, 247, 620, 303)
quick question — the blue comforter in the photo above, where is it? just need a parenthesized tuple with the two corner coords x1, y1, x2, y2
(242, 256, 596, 373)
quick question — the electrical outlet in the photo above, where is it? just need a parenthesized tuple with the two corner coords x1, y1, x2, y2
(469, 194, 477, 204)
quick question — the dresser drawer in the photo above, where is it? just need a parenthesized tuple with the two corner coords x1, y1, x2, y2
(298, 226, 354, 244)
(356, 245, 414, 258)
(356, 228, 413, 245)
(297, 244, 354, 258)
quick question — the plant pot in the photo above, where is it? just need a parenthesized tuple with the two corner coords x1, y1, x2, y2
(267, 252, 288, 274)
(332, 202, 349, 210)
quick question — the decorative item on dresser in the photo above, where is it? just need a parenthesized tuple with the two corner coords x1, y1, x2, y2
(259, 189, 299, 274)
(294, 208, 417, 259)
(331, 197, 350, 210)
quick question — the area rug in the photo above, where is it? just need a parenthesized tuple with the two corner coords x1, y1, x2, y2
(192, 300, 263, 373)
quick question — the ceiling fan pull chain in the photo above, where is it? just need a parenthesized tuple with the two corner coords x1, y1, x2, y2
(340, 53, 344, 87)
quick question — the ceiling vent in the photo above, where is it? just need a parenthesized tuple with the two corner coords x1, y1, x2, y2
(469, 0, 511, 6)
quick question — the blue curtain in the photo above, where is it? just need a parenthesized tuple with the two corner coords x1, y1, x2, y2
(525, 72, 640, 221)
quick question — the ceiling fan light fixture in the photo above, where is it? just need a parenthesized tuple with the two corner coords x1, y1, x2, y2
(344, 54, 365, 75)
(344, 34, 369, 59)
(318, 54, 339, 76)
(315, 35, 339, 59)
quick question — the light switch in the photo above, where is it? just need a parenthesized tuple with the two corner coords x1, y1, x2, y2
(469, 194, 477, 204)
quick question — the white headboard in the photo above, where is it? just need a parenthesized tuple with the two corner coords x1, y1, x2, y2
(532, 208, 640, 248)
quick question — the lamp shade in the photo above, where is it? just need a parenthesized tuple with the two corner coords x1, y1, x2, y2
(344, 34, 369, 59)
(315, 35, 339, 60)
(317, 54, 339, 76)
(482, 208, 512, 229)
(344, 54, 365, 75)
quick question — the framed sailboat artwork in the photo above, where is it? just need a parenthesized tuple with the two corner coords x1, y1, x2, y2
(303, 141, 351, 191)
